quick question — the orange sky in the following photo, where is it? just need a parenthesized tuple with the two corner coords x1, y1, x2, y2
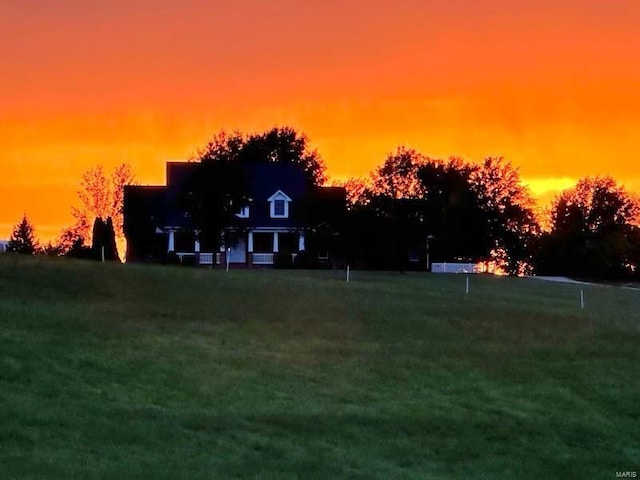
(2, 0, 640, 241)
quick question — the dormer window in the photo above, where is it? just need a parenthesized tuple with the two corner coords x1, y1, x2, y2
(274, 200, 285, 216)
(236, 206, 250, 218)
(268, 190, 292, 218)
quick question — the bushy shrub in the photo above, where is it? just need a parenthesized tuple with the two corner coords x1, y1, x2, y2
(292, 250, 331, 269)
(274, 251, 294, 269)
(165, 252, 180, 265)
(180, 255, 197, 267)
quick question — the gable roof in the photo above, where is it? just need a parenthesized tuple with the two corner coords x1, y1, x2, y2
(267, 190, 293, 202)
(126, 161, 346, 231)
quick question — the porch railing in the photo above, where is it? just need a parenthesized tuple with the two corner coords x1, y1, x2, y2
(175, 252, 220, 266)
(253, 253, 274, 265)
(176, 252, 195, 263)
(199, 253, 214, 265)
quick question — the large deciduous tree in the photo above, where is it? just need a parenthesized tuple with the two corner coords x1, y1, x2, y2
(371, 146, 426, 199)
(337, 177, 373, 208)
(70, 163, 136, 244)
(243, 127, 326, 186)
(180, 160, 249, 251)
(6, 214, 39, 255)
(184, 127, 327, 251)
(537, 176, 640, 278)
(345, 151, 540, 273)
(417, 157, 491, 263)
(470, 157, 539, 275)
(195, 127, 326, 186)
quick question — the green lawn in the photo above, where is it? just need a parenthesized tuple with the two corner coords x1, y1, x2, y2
(1, 256, 639, 479)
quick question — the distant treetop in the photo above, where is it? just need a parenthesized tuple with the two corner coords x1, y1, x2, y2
(194, 126, 326, 187)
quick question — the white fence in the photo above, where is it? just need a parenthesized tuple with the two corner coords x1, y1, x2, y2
(431, 262, 480, 274)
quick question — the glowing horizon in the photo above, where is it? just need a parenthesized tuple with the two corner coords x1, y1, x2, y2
(2, 0, 640, 241)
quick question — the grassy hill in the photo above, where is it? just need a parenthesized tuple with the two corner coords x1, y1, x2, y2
(1, 256, 639, 479)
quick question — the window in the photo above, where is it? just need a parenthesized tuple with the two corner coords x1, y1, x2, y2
(236, 206, 250, 218)
(274, 200, 285, 216)
(268, 190, 292, 218)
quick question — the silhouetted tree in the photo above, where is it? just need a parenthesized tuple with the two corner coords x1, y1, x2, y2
(184, 127, 327, 252)
(371, 146, 426, 199)
(41, 242, 64, 256)
(71, 163, 136, 243)
(196, 130, 246, 164)
(417, 157, 491, 263)
(243, 127, 326, 186)
(195, 127, 326, 186)
(180, 160, 249, 252)
(91, 217, 120, 261)
(339, 177, 373, 208)
(471, 157, 539, 275)
(537, 177, 640, 278)
(346, 152, 539, 272)
(6, 214, 38, 255)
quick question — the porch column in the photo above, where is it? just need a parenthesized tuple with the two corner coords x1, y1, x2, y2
(273, 232, 279, 253)
(168, 230, 175, 252)
(248, 231, 254, 253)
(298, 232, 305, 252)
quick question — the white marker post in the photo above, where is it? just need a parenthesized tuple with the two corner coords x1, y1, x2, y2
(101, 246, 105, 263)
(346, 265, 350, 283)
(580, 289, 585, 309)
(465, 276, 470, 295)
(226, 248, 230, 272)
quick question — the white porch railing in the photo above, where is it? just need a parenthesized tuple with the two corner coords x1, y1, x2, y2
(176, 252, 195, 262)
(175, 252, 221, 266)
(253, 253, 274, 265)
(199, 253, 214, 265)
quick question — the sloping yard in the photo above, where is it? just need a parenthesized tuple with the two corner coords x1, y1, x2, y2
(1, 256, 639, 479)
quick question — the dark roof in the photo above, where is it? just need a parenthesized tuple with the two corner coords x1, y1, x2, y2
(123, 185, 167, 235)
(125, 161, 346, 232)
(165, 163, 198, 228)
(242, 162, 307, 227)
(164, 161, 310, 228)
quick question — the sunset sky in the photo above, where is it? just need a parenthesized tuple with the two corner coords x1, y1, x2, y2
(2, 0, 640, 241)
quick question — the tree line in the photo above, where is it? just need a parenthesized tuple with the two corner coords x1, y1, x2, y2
(5, 126, 639, 279)
(338, 147, 640, 278)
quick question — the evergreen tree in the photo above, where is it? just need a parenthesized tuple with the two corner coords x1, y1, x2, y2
(91, 217, 120, 261)
(6, 214, 38, 255)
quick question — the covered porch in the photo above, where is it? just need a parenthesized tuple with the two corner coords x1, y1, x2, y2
(226, 229, 305, 266)
(165, 227, 305, 267)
